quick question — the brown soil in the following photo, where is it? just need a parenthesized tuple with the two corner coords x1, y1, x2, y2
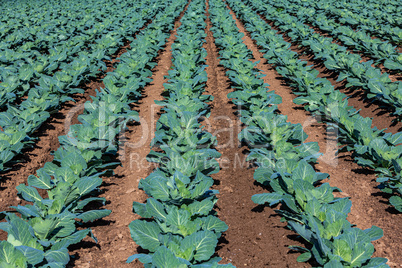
(1, 2, 401, 268)
(66, 4, 190, 267)
(227, 4, 402, 267)
(204, 2, 307, 267)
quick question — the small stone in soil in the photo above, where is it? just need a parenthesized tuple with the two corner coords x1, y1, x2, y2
(125, 188, 135, 194)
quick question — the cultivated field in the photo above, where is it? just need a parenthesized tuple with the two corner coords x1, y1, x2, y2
(0, 0, 401, 267)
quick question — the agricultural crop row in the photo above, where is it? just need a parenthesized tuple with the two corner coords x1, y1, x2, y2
(240, 0, 402, 214)
(0, 0, 400, 267)
(0, 0, 180, 266)
(129, 0, 233, 265)
(213, 0, 387, 266)
(0, 0, 164, 173)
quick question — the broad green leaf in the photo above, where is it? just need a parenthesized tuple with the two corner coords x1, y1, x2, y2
(188, 199, 214, 216)
(76, 209, 111, 223)
(363, 226, 383, 241)
(293, 161, 315, 183)
(27, 172, 52, 190)
(31, 218, 57, 240)
(6, 214, 35, 247)
(149, 178, 170, 200)
(153, 246, 187, 268)
(16, 185, 42, 202)
(18, 65, 34, 81)
(350, 243, 374, 266)
(363, 257, 389, 267)
(165, 208, 189, 230)
(74, 176, 102, 196)
(16, 246, 44, 265)
(251, 192, 283, 205)
(0, 241, 27, 268)
(296, 252, 311, 262)
(52, 229, 90, 250)
(146, 198, 167, 221)
(129, 220, 161, 252)
(389, 196, 402, 212)
(332, 239, 352, 263)
(44, 248, 69, 265)
(200, 216, 228, 234)
(127, 254, 152, 264)
(323, 259, 343, 268)
(132, 202, 152, 218)
(181, 231, 217, 261)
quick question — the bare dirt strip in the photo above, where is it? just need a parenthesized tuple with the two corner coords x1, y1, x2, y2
(226, 2, 402, 267)
(203, 2, 307, 267)
(67, 4, 190, 267)
(1, 2, 401, 268)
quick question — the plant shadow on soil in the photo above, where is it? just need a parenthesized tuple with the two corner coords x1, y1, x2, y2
(371, 191, 401, 215)
(251, 200, 321, 267)
(67, 241, 100, 268)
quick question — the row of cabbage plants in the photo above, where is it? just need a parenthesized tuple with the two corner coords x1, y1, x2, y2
(308, 0, 402, 45)
(0, 1, 187, 266)
(246, 0, 402, 119)
(0, 0, 161, 96)
(0, 0, 160, 107)
(266, 0, 401, 73)
(240, 0, 402, 213)
(211, 0, 388, 266)
(0, 0, 163, 174)
(128, 0, 233, 266)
